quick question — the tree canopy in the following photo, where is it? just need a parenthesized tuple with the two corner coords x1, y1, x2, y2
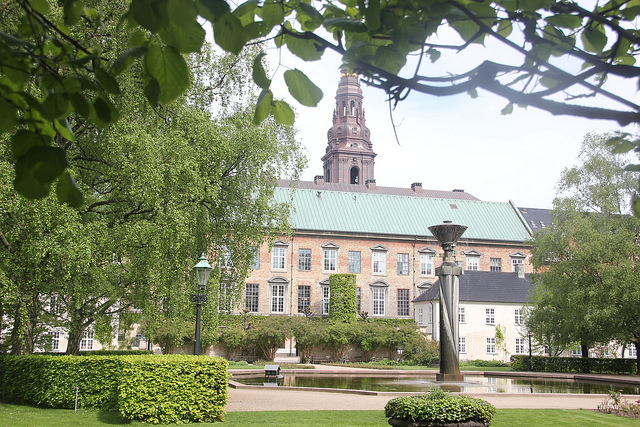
(2, 0, 640, 204)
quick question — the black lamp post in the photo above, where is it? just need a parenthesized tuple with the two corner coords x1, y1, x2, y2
(191, 253, 212, 356)
(527, 331, 533, 371)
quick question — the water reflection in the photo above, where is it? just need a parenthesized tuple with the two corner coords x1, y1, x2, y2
(233, 374, 640, 394)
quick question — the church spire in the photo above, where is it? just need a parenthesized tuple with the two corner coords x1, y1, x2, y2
(321, 70, 376, 185)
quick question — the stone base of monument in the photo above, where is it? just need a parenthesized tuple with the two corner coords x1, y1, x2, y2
(436, 373, 465, 382)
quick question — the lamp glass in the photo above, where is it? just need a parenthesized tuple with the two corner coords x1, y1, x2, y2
(193, 254, 212, 288)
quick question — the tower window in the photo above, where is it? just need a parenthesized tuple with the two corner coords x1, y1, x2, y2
(350, 100, 355, 115)
(350, 167, 359, 184)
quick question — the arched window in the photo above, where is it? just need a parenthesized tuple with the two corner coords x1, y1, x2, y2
(350, 167, 359, 184)
(326, 168, 331, 182)
(350, 100, 355, 115)
(342, 100, 346, 115)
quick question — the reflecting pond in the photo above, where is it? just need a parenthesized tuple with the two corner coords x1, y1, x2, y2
(232, 374, 640, 394)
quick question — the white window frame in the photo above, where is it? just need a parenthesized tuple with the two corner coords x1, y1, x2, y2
(511, 257, 525, 272)
(298, 285, 311, 314)
(397, 253, 409, 275)
(428, 305, 433, 324)
(458, 306, 466, 323)
(251, 247, 260, 269)
(50, 331, 60, 351)
(372, 287, 386, 316)
(420, 253, 434, 276)
(372, 251, 386, 274)
(485, 308, 495, 325)
(397, 289, 410, 317)
(322, 286, 330, 315)
(514, 308, 524, 325)
(80, 329, 94, 351)
(629, 344, 637, 357)
(459, 336, 467, 354)
(515, 338, 526, 354)
(490, 257, 502, 272)
(348, 251, 361, 273)
(417, 307, 424, 324)
(466, 256, 479, 271)
(323, 249, 337, 272)
(486, 337, 496, 354)
(272, 246, 286, 270)
(271, 284, 285, 313)
(245, 283, 259, 313)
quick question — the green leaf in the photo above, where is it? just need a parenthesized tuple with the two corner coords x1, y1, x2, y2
(365, 0, 380, 32)
(143, 44, 190, 104)
(213, 12, 249, 54)
(297, 3, 323, 31)
(252, 52, 271, 89)
(285, 33, 325, 61)
(167, 0, 197, 26)
(14, 146, 68, 200)
(55, 119, 76, 142)
(69, 93, 91, 118)
(261, 0, 285, 27)
(64, 0, 84, 26)
(56, 171, 84, 207)
(450, 19, 483, 45)
(581, 26, 607, 54)
(11, 129, 49, 160)
(323, 18, 368, 33)
(129, 0, 170, 33)
(42, 92, 72, 119)
(467, 88, 478, 99)
(496, 19, 513, 37)
(92, 96, 120, 126)
(633, 197, 640, 218)
(501, 103, 514, 115)
(144, 77, 161, 108)
(374, 46, 406, 74)
(283, 69, 323, 107)
(545, 14, 583, 29)
(426, 48, 441, 63)
(272, 100, 294, 125)
(30, 0, 50, 14)
(624, 164, 640, 171)
(0, 97, 17, 133)
(158, 21, 206, 53)
(253, 89, 273, 125)
(95, 67, 121, 95)
(539, 77, 559, 88)
(112, 46, 148, 75)
(196, 0, 230, 22)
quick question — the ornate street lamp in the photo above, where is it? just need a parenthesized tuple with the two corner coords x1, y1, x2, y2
(191, 253, 212, 356)
(428, 221, 467, 382)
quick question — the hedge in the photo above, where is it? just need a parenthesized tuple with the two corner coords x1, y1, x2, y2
(328, 274, 357, 323)
(510, 355, 637, 375)
(385, 389, 496, 424)
(0, 355, 228, 423)
(33, 350, 153, 356)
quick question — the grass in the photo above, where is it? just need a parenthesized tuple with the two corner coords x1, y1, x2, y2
(2, 404, 640, 426)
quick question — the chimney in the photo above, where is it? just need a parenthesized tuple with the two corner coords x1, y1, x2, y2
(314, 175, 325, 185)
(515, 263, 525, 279)
(411, 182, 422, 193)
(453, 189, 465, 193)
(365, 179, 376, 189)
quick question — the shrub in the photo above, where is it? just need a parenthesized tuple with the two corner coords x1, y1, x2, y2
(403, 335, 439, 366)
(329, 274, 357, 323)
(510, 355, 637, 374)
(461, 359, 509, 368)
(385, 389, 496, 425)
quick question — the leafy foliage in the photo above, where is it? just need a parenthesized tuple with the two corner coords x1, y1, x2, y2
(385, 390, 496, 424)
(510, 355, 637, 375)
(3, 0, 640, 205)
(328, 274, 357, 323)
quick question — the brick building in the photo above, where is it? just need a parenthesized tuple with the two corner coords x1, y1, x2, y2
(242, 71, 537, 320)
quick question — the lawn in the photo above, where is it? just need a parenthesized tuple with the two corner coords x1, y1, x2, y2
(2, 404, 640, 426)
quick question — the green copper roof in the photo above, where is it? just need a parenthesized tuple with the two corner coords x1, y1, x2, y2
(274, 187, 531, 242)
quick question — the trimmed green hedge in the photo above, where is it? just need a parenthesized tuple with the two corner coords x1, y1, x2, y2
(329, 274, 357, 323)
(33, 350, 153, 356)
(0, 355, 228, 423)
(510, 355, 637, 374)
(385, 389, 496, 424)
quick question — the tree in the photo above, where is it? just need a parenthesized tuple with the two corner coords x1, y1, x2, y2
(528, 133, 640, 369)
(4, 0, 640, 204)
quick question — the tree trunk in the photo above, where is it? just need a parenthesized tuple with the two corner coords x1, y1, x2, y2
(10, 304, 24, 355)
(66, 320, 84, 355)
(580, 341, 589, 358)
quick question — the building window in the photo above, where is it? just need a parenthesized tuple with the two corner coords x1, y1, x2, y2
(50, 331, 60, 351)
(356, 287, 361, 313)
(323, 249, 337, 272)
(485, 308, 495, 325)
(487, 337, 496, 354)
(298, 248, 311, 271)
(629, 344, 637, 357)
(219, 281, 235, 313)
(322, 286, 330, 315)
(466, 256, 479, 271)
(397, 289, 410, 316)
(372, 287, 385, 316)
(428, 305, 433, 324)
(349, 251, 361, 273)
(272, 246, 286, 270)
(245, 283, 259, 312)
(397, 253, 409, 275)
(490, 257, 502, 272)
(459, 337, 467, 354)
(220, 246, 233, 268)
(80, 329, 94, 350)
(372, 251, 386, 274)
(251, 247, 260, 269)
(514, 308, 524, 325)
(515, 338, 526, 354)
(420, 253, 433, 276)
(298, 285, 310, 313)
(49, 295, 62, 315)
(459, 306, 466, 323)
(511, 257, 525, 272)
(271, 284, 285, 313)
(417, 307, 423, 324)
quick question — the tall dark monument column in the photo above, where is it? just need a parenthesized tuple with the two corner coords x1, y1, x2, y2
(428, 221, 467, 383)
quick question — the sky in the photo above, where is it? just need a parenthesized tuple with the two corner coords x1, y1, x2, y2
(265, 31, 637, 210)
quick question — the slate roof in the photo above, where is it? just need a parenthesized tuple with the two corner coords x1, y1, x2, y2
(518, 207, 551, 233)
(278, 180, 480, 201)
(412, 271, 533, 304)
(273, 185, 532, 242)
